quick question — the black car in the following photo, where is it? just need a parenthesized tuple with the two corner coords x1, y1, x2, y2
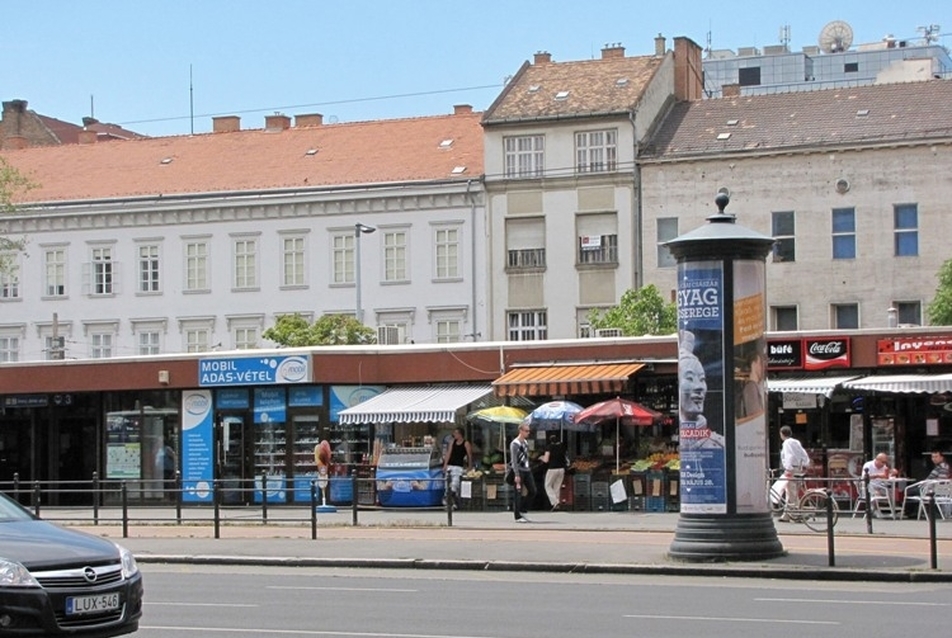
(0, 492, 143, 637)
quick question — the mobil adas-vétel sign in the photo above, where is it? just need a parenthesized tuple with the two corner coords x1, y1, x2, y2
(198, 355, 311, 387)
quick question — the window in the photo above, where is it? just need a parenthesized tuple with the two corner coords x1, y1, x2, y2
(88, 246, 115, 295)
(771, 211, 795, 262)
(832, 303, 859, 329)
(832, 208, 856, 259)
(657, 218, 678, 268)
(771, 306, 798, 331)
(233, 237, 258, 289)
(738, 66, 761, 86)
(90, 332, 113, 359)
(234, 327, 258, 350)
(184, 240, 209, 291)
(844, 62, 859, 73)
(0, 256, 19, 299)
(575, 129, 617, 173)
(504, 135, 544, 178)
(383, 230, 408, 282)
(281, 234, 306, 287)
(435, 227, 460, 279)
(44, 247, 67, 297)
(507, 310, 547, 341)
(185, 329, 210, 353)
(138, 331, 161, 355)
(138, 243, 161, 293)
(332, 233, 355, 284)
(46, 335, 66, 360)
(894, 301, 922, 326)
(894, 204, 918, 257)
(506, 218, 545, 269)
(0, 336, 19, 362)
(577, 213, 618, 265)
(435, 319, 461, 343)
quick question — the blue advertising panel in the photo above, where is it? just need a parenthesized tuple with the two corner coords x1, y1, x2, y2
(216, 388, 250, 409)
(254, 388, 286, 424)
(198, 355, 310, 387)
(329, 385, 385, 421)
(677, 261, 727, 514)
(288, 385, 323, 407)
(181, 390, 214, 503)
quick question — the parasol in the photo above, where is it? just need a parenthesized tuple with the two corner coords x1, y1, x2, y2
(575, 397, 662, 472)
(466, 406, 529, 470)
(526, 400, 589, 432)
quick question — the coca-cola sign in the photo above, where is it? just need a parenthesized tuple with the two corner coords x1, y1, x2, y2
(804, 338, 850, 370)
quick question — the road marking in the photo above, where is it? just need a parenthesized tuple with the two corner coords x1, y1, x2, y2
(265, 585, 420, 594)
(623, 614, 838, 625)
(757, 597, 949, 606)
(142, 626, 499, 637)
(146, 602, 258, 608)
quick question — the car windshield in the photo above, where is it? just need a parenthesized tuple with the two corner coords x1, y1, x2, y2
(0, 493, 34, 522)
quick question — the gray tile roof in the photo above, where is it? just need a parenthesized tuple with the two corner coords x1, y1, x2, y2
(641, 79, 952, 159)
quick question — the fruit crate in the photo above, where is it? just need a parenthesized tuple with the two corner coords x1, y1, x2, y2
(573, 474, 592, 511)
(645, 471, 667, 512)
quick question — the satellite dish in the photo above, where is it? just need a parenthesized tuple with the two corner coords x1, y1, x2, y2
(818, 20, 853, 53)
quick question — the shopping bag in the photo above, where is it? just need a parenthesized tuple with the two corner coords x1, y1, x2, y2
(505, 469, 515, 486)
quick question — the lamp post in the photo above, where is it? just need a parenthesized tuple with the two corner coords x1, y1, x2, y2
(354, 222, 376, 323)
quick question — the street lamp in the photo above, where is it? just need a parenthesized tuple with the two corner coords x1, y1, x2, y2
(354, 222, 376, 323)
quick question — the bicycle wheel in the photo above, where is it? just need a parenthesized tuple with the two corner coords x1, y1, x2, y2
(798, 490, 838, 532)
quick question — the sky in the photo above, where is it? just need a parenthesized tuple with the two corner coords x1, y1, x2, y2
(2, 1, 949, 138)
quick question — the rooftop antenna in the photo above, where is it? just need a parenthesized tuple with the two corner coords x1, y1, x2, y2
(89, 95, 94, 120)
(779, 24, 790, 48)
(918, 24, 941, 44)
(189, 64, 194, 136)
(705, 21, 712, 58)
(818, 20, 853, 53)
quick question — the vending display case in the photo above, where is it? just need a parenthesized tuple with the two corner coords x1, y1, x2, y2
(253, 422, 287, 503)
(291, 416, 321, 503)
(375, 447, 445, 507)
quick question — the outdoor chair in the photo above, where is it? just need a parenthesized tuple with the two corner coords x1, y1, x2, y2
(902, 479, 952, 520)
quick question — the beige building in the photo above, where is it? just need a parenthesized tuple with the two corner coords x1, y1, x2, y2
(640, 79, 952, 331)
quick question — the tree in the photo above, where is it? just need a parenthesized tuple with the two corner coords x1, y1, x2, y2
(262, 313, 376, 346)
(0, 156, 34, 274)
(927, 259, 952, 326)
(587, 284, 678, 336)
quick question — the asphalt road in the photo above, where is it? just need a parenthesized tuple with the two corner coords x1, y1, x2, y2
(136, 564, 952, 638)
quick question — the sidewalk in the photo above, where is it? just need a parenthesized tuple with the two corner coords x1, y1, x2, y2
(52, 506, 952, 582)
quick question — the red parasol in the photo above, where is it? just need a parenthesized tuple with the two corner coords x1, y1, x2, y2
(575, 397, 662, 472)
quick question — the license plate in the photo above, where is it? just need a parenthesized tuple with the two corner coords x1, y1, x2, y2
(65, 593, 120, 616)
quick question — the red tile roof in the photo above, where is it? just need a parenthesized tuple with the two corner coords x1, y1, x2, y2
(3, 111, 485, 204)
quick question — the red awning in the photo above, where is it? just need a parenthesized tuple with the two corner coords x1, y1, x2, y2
(492, 362, 645, 397)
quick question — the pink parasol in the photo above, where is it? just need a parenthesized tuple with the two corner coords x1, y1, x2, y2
(575, 397, 662, 472)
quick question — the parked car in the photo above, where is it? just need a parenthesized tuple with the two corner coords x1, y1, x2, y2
(0, 492, 143, 636)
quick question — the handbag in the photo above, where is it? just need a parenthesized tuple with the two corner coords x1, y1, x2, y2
(505, 468, 515, 486)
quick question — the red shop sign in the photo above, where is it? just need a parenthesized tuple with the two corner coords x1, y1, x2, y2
(877, 336, 952, 366)
(804, 338, 850, 370)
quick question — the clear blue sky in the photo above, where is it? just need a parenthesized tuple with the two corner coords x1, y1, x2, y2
(2, 1, 948, 137)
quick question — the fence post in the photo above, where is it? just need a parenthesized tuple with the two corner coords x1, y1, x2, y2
(33, 480, 41, 517)
(863, 471, 873, 534)
(351, 471, 358, 527)
(213, 479, 221, 540)
(92, 471, 100, 526)
(445, 474, 454, 527)
(926, 490, 938, 569)
(260, 471, 268, 523)
(121, 481, 129, 539)
(311, 480, 317, 540)
(825, 491, 836, 567)
(13, 472, 19, 503)
(175, 470, 183, 525)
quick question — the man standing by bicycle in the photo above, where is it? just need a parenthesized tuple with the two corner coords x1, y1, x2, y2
(774, 426, 811, 521)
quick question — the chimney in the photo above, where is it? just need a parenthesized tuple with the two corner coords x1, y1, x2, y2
(265, 114, 291, 131)
(78, 129, 97, 144)
(601, 43, 625, 59)
(722, 83, 741, 98)
(3, 135, 28, 150)
(212, 116, 241, 133)
(82, 116, 100, 126)
(533, 51, 552, 65)
(295, 113, 323, 127)
(453, 104, 473, 115)
(673, 36, 703, 101)
(655, 34, 666, 56)
(2, 99, 28, 135)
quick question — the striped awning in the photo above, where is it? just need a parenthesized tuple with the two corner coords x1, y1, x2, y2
(842, 373, 952, 394)
(492, 362, 645, 397)
(766, 375, 861, 398)
(338, 384, 493, 425)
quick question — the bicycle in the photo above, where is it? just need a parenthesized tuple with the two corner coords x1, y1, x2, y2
(767, 469, 839, 532)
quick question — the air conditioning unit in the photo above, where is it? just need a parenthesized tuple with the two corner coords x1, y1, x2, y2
(595, 328, 624, 338)
(376, 325, 400, 345)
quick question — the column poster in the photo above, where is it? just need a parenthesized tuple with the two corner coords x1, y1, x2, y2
(733, 259, 769, 513)
(181, 390, 214, 503)
(677, 260, 727, 513)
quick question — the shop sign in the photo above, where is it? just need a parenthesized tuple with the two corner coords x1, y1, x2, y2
(198, 355, 311, 386)
(181, 390, 214, 503)
(877, 336, 952, 366)
(804, 338, 850, 370)
(3, 394, 49, 408)
(767, 339, 802, 369)
(782, 392, 817, 410)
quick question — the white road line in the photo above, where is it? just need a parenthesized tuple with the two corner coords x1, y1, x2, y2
(146, 602, 258, 607)
(756, 597, 949, 606)
(141, 626, 498, 637)
(623, 614, 838, 625)
(265, 585, 420, 594)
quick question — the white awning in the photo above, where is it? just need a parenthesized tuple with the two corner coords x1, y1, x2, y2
(766, 375, 861, 398)
(338, 384, 494, 425)
(842, 373, 952, 394)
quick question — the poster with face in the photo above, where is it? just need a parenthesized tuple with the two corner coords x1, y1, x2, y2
(677, 261, 726, 514)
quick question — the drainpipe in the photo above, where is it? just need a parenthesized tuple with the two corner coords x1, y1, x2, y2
(466, 179, 480, 341)
(630, 108, 643, 289)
